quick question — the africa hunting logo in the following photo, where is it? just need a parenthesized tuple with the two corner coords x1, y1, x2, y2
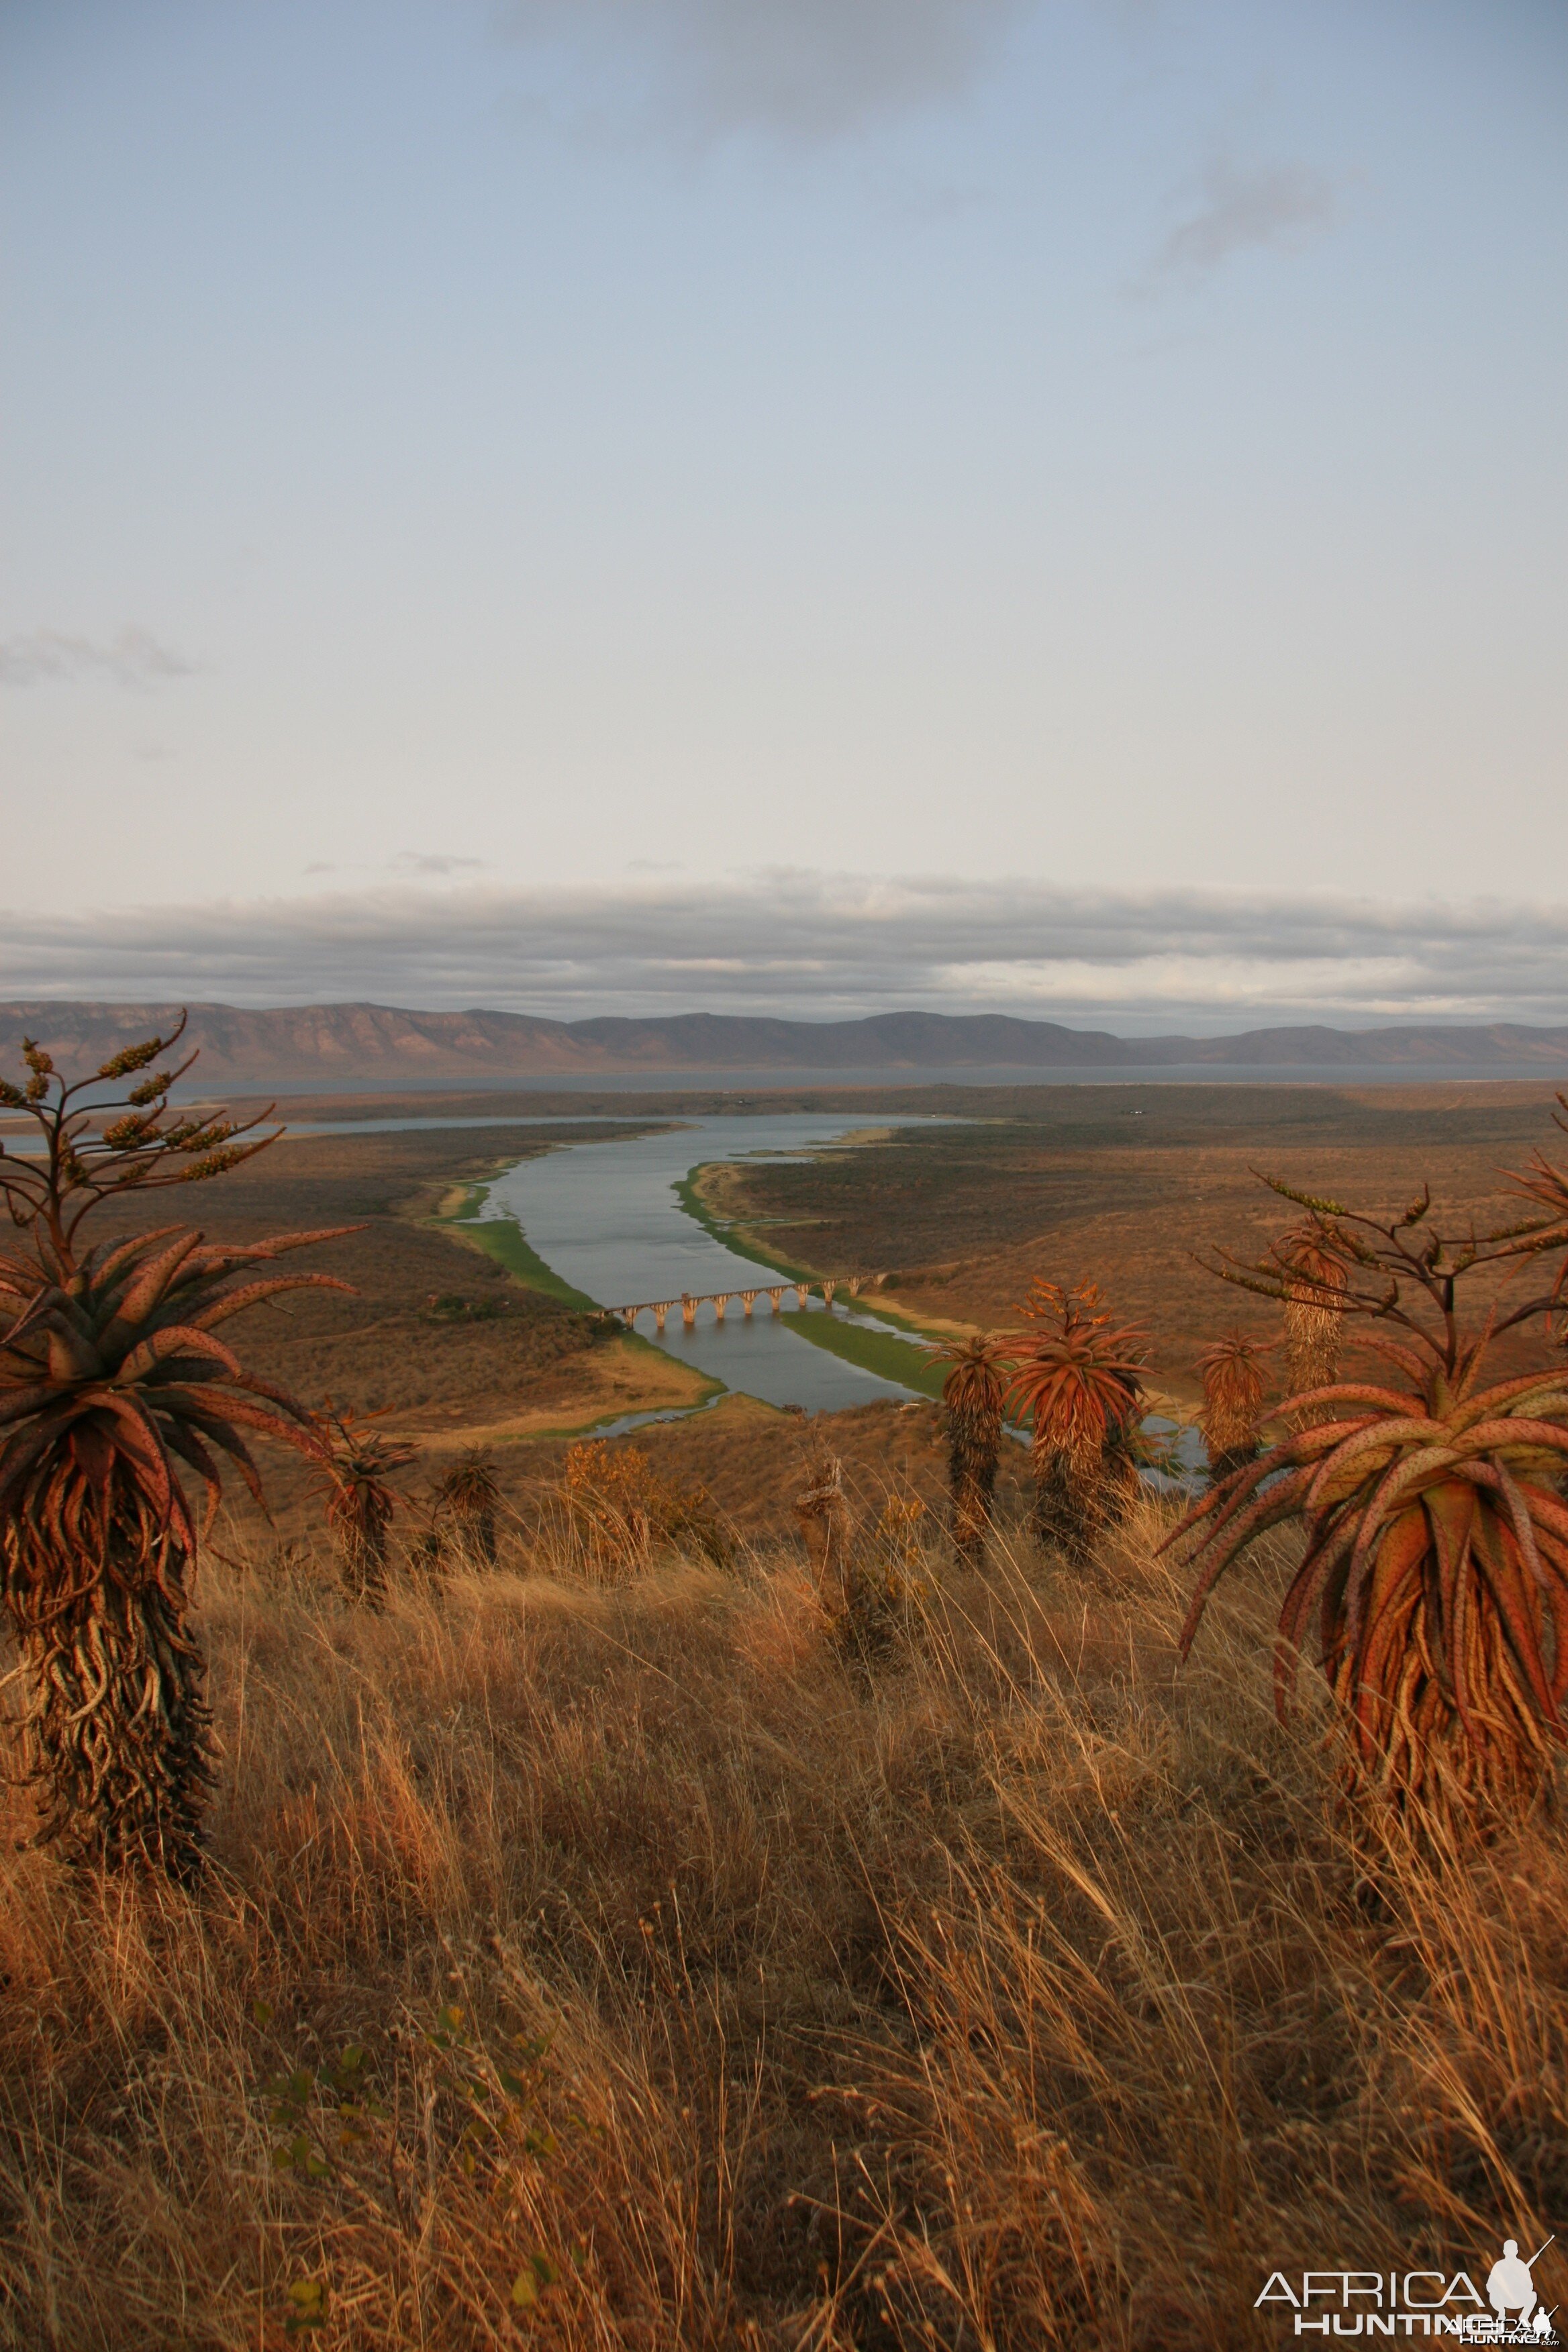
(1255, 2237, 1559, 2341)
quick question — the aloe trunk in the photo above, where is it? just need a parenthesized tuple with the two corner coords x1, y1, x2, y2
(4, 1508, 212, 1878)
(946, 1401, 1001, 1563)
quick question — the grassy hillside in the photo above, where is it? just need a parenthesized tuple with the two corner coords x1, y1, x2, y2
(2, 1503, 1563, 2346)
(7, 1085, 1568, 2346)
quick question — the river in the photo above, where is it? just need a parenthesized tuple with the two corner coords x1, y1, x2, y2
(469, 1112, 951, 1412)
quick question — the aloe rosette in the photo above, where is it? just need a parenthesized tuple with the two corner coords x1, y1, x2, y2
(0, 1224, 346, 1873)
(0, 1019, 352, 1875)
(1005, 1281, 1149, 1563)
(925, 1333, 1014, 1563)
(1171, 1349, 1568, 1809)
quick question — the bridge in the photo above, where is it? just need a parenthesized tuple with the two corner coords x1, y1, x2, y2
(601, 1275, 880, 1334)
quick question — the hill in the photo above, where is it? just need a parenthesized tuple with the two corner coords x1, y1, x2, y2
(3, 999, 1568, 1084)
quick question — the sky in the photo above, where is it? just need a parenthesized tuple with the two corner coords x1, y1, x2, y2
(1, 0, 1565, 1029)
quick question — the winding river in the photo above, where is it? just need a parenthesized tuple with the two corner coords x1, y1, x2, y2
(471, 1112, 949, 1412)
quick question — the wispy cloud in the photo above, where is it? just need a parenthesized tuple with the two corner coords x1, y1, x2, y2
(500, 0, 1032, 144)
(3, 874, 1567, 1031)
(1144, 158, 1336, 286)
(0, 626, 203, 691)
(389, 852, 489, 877)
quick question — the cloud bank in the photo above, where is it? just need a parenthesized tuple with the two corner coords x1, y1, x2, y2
(501, 0, 1032, 141)
(3, 876, 1567, 1030)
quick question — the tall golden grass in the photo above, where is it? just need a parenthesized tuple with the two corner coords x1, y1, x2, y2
(1, 1500, 1565, 2348)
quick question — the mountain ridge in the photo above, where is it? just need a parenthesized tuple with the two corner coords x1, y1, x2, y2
(3, 1001, 1568, 1085)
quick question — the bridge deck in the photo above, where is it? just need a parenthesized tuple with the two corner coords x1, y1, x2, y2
(600, 1278, 873, 1330)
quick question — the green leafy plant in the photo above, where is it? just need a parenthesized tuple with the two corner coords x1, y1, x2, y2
(426, 2001, 564, 2312)
(282, 2277, 329, 2336)
(926, 1333, 1014, 1563)
(1004, 1281, 1149, 1565)
(262, 2038, 387, 2176)
(0, 1018, 348, 1875)
(1171, 1159, 1568, 1814)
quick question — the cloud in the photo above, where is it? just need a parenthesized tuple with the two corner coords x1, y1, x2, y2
(389, 852, 489, 877)
(500, 0, 1032, 142)
(1146, 158, 1336, 285)
(0, 626, 203, 690)
(3, 874, 1568, 1031)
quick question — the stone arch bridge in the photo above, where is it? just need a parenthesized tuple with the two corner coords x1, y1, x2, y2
(601, 1275, 880, 1335)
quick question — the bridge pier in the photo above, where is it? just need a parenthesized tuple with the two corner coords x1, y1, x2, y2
(740, 1290, 758, 1316)
(712, 1292, 733, 1321)
(821, 1280, 836, 1307)
(681, 1293, 697, 1328)
(652, 1300, 673, 1333)
(620, 1306, 640, 1328)
(794, 1284, 810, 1310)
(768, 1287, 785, 1313)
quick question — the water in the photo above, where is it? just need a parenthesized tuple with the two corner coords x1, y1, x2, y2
(476, 1112, 952, 1411)
(273, 1114, 661, 1136)
(472, 1111, 1212, 1473)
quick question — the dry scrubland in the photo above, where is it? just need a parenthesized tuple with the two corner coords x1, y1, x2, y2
(707, 1081, 1568, 1396)
(69, 1124, 708, 1513)
(102, 1124, 621, 1432)
(6, 1502, 1568, 2349)
(7, 1081, 1568, 2347)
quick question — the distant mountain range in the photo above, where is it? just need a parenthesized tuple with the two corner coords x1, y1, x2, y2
(3, 1001, 1568, 1087)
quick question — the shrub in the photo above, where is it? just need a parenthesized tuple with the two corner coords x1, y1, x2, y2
(560, 1441, 728, 1581)
(793, 1438, 852, 1616)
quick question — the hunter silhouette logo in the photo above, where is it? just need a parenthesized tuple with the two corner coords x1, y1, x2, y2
(1254, 2236, 1559, 2339)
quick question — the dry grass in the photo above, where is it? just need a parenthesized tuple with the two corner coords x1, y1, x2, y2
(2, 1496, 1567, 2348)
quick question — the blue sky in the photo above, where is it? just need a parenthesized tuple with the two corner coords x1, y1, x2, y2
(2, 0, 1565, 1024)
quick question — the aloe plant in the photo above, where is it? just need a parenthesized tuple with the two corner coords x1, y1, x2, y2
(0, 1020, 346, 1874)
(1195, 1328, 1271, 1477)
(313, 1407, 418, 1602)
(1005, 1281, 1148, 1565)
(1174, 1153, 1568, 1813)
(432, 1443, 503, 1566)
(926, 1333, 1014, 1563)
